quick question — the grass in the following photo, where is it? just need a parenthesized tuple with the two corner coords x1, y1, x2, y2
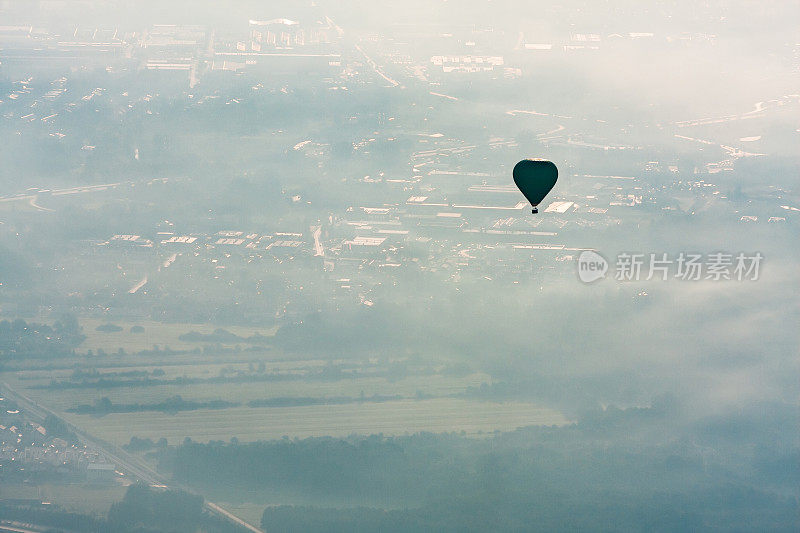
(59, 398, 569, 445)
(78, 318, 277, 354)
(5, 370, 494, 411)
(0, 482, 127, 516)
(3, 318, 569, 449)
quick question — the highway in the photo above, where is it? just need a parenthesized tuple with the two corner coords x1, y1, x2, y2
(354, 43, 400, 87)
(0, 523, 44, 533)
(0, 382, 265, 533)
(206, 502, 264, 533)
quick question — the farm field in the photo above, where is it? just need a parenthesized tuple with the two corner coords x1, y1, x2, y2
(6, 372, 495, 410)
(59, 398, 569, 445)
(4, 346, 286, 372)
(2, 319, 569, 451)
(0, 482, 128, 516)
(78, 318, 278, 354)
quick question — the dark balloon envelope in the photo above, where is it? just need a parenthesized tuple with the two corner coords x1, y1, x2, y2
(513, 159, 558, 211)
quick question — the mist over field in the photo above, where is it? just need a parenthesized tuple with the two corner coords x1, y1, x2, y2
(0, 1, 798, 531)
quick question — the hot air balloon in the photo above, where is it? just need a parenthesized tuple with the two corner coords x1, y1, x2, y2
(513, 159, 558, 214)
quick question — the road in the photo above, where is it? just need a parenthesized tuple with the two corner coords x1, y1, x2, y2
(0, 382, 265, 533)
(354, 43, 400, 87)
(206, 502, 264, 533)
(0, 523, 44, 533)
(312, 225, 324, 257)
(128, 276, 148, 294)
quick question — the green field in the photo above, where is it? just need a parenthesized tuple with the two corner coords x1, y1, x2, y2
(9, 371, 493, 411)
(60, 398, 568, 445)
(0, 360, 571, 447)
(3, 318, 570, 447)
(0, 482, 128, 516)
(78, 318, 277, 354)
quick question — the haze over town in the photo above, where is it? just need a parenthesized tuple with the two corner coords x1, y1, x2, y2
(0, 1, 798, 531)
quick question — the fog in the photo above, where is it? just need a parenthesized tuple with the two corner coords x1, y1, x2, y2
(0, 0, 797, 531)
